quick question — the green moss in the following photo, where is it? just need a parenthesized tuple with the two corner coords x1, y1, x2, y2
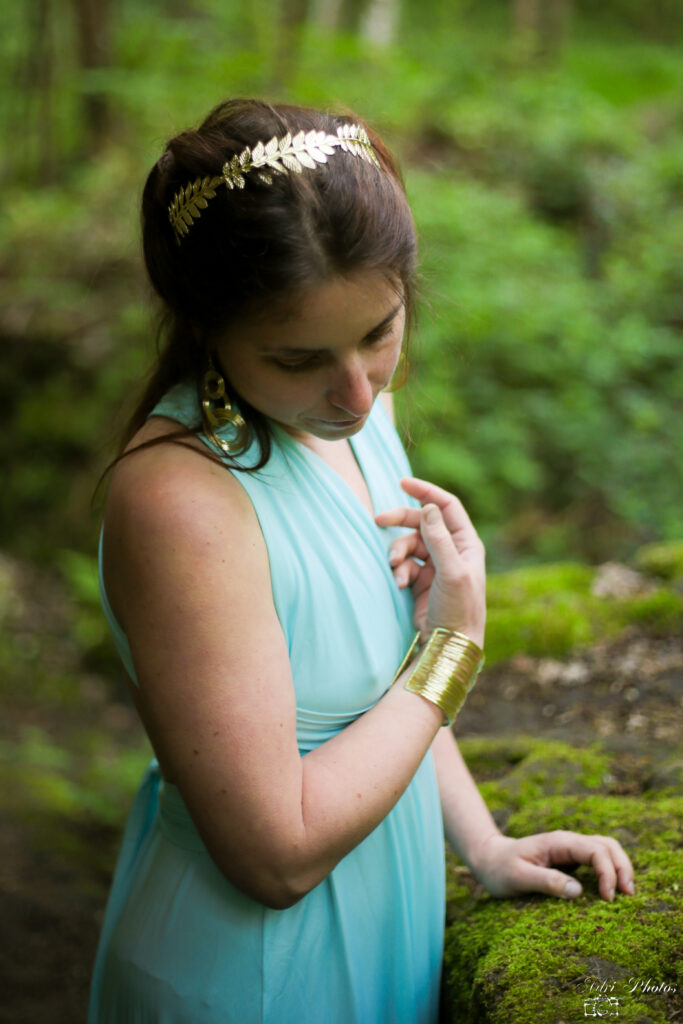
(645, 757, 683, 796)
(443, 773, 682, 1023)
(485, 563, 598, 663)
(458, 736, 612, 815)
(634, 540, 683, 582)
(453, 736, 537, 780)
(617, 588, 683, 630)
(484, 559, 683, 665)
(487, 563, 596, 604)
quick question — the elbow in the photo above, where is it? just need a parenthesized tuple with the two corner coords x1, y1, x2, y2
(240, 873, 319, 911)
(254, 865, 324, 910)
(204, 809, 334, 910)
(261, 885, 307, 911)
(213, 854, 323, 911)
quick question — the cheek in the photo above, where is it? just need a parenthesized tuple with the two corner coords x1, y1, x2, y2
(239, 366, 311, 411)
(378, 337, 404, 378)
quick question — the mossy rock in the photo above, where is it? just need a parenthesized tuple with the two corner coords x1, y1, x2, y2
(485, 559, 683, 666)
(450, 737, 617, 837)
(634, 541, 683, 584)
(442, 763, 682, 1024)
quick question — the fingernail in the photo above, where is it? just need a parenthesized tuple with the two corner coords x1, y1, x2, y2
(607, 887, 615, 901)
(563, 880, 582, 899)
(626, 880, 635, 895)
(425, 506, 439, 525)
(389, 550, 400, 565)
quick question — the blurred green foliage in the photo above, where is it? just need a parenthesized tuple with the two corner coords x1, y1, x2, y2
(1, 724, 151, 827)
(0, 0, 681, 568)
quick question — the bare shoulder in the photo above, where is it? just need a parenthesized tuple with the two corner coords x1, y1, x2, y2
(103, 416, 263, 636)
(107, 414, 239, 508)
(99, 420, 308, 905)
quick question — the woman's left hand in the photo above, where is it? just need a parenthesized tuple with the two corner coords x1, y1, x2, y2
(471, 829, 635, 902)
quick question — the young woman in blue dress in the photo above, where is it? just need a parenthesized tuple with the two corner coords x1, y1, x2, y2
(89, 98, 635, 1023)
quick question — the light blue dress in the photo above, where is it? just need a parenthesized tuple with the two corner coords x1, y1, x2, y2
(89, 382, 445, 1024)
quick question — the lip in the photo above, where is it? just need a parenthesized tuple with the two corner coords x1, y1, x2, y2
(311, 415, 366, 429)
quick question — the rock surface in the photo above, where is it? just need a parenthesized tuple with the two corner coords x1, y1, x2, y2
(441, 630, 682, 1024)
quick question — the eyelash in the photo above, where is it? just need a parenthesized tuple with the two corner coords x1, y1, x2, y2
(272, 328, 392, 372)
(274, 355, 323, 373)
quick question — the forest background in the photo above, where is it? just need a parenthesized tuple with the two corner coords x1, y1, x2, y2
(0, 1, 682, 1020)
(2, 0, 682, 573)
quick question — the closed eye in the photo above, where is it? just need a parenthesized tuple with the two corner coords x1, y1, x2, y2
(270, 353, 325, 372)
(267, 305, 401, 373)
(365, 323, 393, 345)
(270, 328, 393, 372)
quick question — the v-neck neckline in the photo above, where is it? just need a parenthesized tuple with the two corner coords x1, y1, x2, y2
(272, 422, 378, 524)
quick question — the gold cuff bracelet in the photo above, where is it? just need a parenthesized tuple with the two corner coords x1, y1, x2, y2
(398, 628, 484, 726)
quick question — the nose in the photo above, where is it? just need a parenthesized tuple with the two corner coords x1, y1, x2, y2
(326, 357, 374, 417)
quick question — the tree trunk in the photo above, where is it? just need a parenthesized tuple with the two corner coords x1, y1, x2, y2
(71, 0, 112, 154)
(512, 0, 571, 60)
(512, 0, 539, 56)
(360, 0, 399, 47)
(270, 0, 310, 90)
(312, 0, 345, 31)
(13, 0, 55, 181)
(542, 0, 571, 56)
(337, 0, 367, 34)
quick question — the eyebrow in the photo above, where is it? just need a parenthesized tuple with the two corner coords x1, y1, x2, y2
(261, 299, 404, 355)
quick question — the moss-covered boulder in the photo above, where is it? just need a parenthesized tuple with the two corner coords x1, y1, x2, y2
(442, 738, 682, 1024)
(634, 541, 683, 585)
(485, 553, 683, 666)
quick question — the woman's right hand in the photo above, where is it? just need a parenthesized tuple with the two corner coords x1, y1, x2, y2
(374, 477, 486, 649)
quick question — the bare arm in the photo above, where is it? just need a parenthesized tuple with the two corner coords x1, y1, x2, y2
(381, 476, 636, 903)
(430, 726, 499, 867)
(103, 437, 464, 910)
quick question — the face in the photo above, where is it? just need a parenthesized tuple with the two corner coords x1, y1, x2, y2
(214, 271, 406, 443)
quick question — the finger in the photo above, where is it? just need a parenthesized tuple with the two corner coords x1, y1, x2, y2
(538, 831, 624, 902)
(587, 835, 636, 898)
(618, 865, 636, 896)
(507, 859, 585, 901)
(375, 506, 422, 530)
(388, 531, 428, 567)
(419, 504, 462, 581)
(400, 477, 479, 545)
(393, 558, 423, 590)
(400, 476, 460, 507)
(409, 562, 434, 599)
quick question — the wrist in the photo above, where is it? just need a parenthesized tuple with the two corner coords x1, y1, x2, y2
(467, 828, 505, 877)
(400, 628, 485, 726)
(423, 623, 485, 651)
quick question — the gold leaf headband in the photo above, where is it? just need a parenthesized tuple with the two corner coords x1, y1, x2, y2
(168, 124, 381, 245)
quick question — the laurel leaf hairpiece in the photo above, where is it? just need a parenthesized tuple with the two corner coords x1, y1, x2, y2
(168, 124, 380, 245)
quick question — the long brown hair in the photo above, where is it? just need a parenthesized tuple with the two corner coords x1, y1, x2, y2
(116, 98, 418, 472)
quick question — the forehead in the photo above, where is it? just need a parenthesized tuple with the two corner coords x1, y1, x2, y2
(233, 271, 404, 350)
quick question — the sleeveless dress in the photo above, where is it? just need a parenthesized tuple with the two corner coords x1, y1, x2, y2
(88, 381, 446, 1024)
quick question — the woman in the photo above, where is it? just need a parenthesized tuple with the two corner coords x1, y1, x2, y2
(90, 98, 634, 1023)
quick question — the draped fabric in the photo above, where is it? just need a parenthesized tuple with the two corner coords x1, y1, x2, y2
(89, 383, 445, 1023)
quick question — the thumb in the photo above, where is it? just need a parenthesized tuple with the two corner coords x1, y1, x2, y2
(420, 504, 458, 571)
(512, 861, 584, 900)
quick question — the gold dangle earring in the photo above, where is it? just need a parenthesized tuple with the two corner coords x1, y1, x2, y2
(201, 355, 248, 455)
